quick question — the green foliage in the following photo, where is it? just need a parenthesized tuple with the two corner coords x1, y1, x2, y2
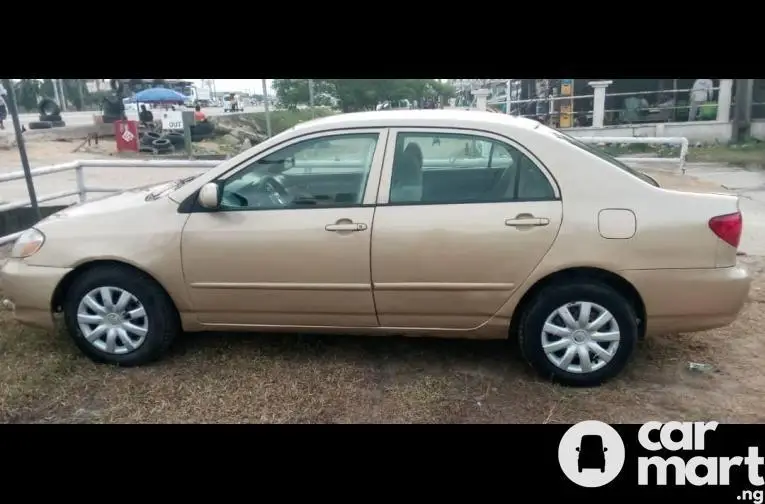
(272, 79, 457, 112)
(12, 79, 95, 112)
(13, 79, 42, 111)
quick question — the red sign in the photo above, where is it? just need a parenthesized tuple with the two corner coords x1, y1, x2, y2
(114, 120, 139, 153)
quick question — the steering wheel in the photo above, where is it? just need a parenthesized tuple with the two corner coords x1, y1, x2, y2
(221, 191, 248, 207)
(262, 175, 290, 203)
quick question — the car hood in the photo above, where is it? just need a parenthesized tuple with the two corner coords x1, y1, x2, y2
(37, 181, 177, 223)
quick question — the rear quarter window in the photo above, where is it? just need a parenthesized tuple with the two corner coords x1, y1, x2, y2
(545, 128, 659, 187)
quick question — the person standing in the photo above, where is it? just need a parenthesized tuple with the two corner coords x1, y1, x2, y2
(689, 78, 714, 121)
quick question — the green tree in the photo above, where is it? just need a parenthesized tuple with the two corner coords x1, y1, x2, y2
(273, 79, 455, 112)
(13, 79, 42, 112)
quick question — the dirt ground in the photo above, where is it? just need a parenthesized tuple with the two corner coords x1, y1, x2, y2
(0, 140, 763, 423)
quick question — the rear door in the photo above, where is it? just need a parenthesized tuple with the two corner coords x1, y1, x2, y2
(371, 128, 563, 329)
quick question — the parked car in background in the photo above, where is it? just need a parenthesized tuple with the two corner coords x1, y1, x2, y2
(0, 110, 751, 386)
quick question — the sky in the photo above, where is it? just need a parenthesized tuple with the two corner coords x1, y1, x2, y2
(191, 79, 273, 94)
(192, 79, 448, 94)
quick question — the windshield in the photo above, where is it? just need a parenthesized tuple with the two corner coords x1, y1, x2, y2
(542, 126, 659, 187)
(580, 435, 603, 450)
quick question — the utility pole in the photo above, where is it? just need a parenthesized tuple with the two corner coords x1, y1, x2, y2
(732, 79, 754, 143)
(52, 79, 61, 106)
(308, 79, 315, 119)
(58, 79, 67, 111)
(2, 79, 41, 221)
(261, 78, 272, 138)
(76, 79, 85, 111)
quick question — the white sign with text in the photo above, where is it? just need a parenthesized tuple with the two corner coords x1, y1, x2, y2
(161, 110, 184, 130)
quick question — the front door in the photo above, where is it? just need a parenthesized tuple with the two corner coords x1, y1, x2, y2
(371, 128, 563, 329)
(181, 129, 388, 328)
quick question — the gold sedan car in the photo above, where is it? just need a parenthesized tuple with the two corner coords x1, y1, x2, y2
(1, 110, 751, 386)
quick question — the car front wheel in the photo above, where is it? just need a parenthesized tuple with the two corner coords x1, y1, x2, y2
(518, 282, 638, 386)
(63, 265, 179, 366)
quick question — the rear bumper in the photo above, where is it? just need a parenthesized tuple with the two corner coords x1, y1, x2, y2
(0, 259, 71, 331)
(621, 265, 751, 335)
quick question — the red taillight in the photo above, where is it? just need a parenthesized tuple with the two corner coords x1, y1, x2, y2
(708, 212, 743, 248)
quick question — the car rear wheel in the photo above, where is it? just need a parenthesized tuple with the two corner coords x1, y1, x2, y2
(63, 265, 179, 366)
(518, 282, 638, 386)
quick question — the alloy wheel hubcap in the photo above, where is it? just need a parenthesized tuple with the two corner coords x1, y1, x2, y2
(540, 301, 621, 374)
(76, 286, 149, 355)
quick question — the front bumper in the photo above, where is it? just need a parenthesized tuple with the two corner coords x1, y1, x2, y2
(0, 259, 72, 331)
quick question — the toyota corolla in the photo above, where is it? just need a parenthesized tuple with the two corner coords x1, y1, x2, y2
(0, 110, 751, 386)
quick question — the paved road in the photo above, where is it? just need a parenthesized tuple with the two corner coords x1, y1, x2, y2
(12, 105, 268, 130)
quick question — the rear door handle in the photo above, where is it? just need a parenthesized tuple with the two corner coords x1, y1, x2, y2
(325, 223, 368, 232)
(505, 217, 550, 227)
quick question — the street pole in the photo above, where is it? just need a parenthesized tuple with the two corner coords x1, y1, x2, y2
(308, 79, 315, 119)
(58, 79, 67, 111)
(261, 78, 272, 138)
(77, 79, 85, 111)
(2, 79, 41, 221)
(52, 79, 60, 106)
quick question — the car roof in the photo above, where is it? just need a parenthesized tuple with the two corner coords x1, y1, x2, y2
(292, 109, 544, 134)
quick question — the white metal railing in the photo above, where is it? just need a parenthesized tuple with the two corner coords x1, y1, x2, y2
(575, 136, 689, 173)
(486, 86, 722, 127)
(0, 159, 219, 245)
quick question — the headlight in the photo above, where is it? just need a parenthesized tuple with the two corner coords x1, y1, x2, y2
(10, 228, 45, 258)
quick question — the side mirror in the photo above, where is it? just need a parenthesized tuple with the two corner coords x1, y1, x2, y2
(198, 182, 221, 209)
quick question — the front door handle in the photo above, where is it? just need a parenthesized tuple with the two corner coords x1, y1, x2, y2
(325, 222, 368, 232)
(505, 217, 550, 227)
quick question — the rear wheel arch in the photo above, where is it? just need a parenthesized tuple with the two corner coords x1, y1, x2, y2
(51, 260, 181, 320)
(508, 266, 647, 341)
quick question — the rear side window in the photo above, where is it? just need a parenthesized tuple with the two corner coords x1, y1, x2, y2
(388, 132, 556, 205)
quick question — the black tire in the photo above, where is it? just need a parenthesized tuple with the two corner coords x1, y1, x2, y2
(50, 120, 66, 127)
(165, 132, 185, 146)
(152, 138, 171, 148)
(40, 113, 62, 122)
(141, 131, 161, 145)
(138, 146, 158, 155)
(518, 281, 638, 387)
(191, 121, 213, 136)
(63, 264, 179, 366)
(28, 121, 52, 130)
(38, 98, 61, 117)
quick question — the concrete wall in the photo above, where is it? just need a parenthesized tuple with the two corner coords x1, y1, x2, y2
(566, 119, 765, 144)
(566, 121, 733, 143)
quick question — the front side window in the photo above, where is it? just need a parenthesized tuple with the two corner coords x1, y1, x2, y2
(388, 132, 555, 205)
(220, 133, 379, 210)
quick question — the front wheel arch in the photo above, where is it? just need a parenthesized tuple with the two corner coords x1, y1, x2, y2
(508, 266, 647, 341)
(51, 260, 181, 322)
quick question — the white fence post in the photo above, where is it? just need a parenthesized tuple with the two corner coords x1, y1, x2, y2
(75, 165, 87, 203)
(717, 79, 733, 123)
(472, 89, 490, 111)
(589, 80, 613, 128)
